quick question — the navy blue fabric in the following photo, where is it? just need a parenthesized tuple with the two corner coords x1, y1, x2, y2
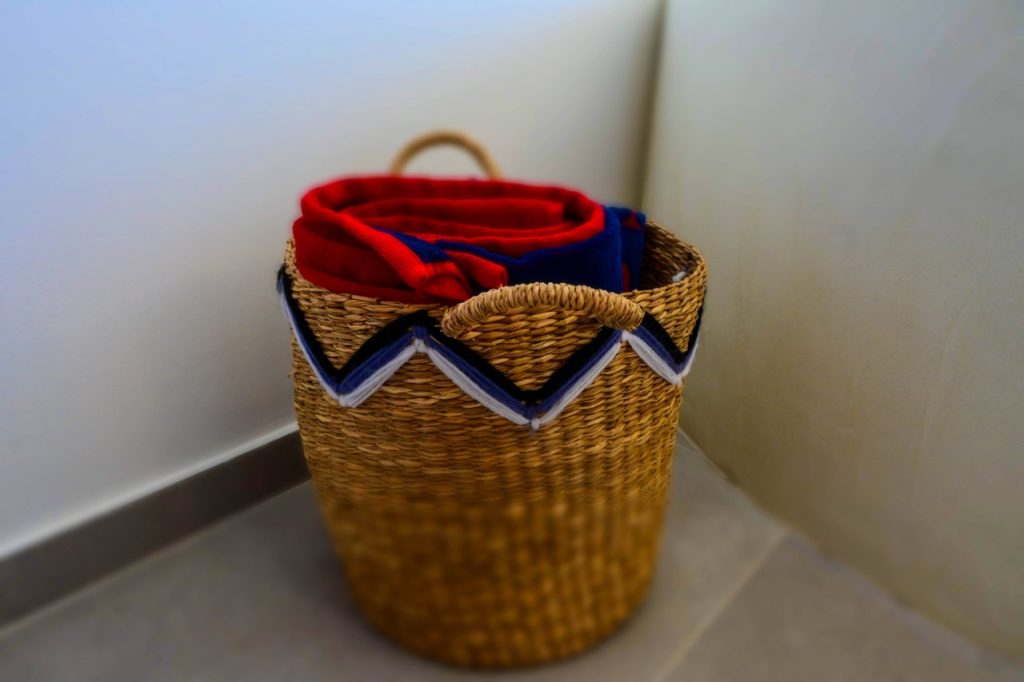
(435, 207, 645, 293)
(337, 331, 415, 394)
(278, 266, 341, 393)
(375, 228, 452, 264)
(631, 324, 682, 371)
(611, 206, 646, 289)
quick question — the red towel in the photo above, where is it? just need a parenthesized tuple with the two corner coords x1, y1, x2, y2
(293, 175, 643, 303)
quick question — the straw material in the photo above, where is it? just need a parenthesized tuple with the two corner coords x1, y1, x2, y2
(283, 220, 706, 668)
(388, 129, 504, 179)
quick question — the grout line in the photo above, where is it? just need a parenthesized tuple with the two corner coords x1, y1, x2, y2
(675, 425, 731, 481)
(652, 530, 787, 682)
(674, 424, 695, 447)
(634, 0, 669, 205)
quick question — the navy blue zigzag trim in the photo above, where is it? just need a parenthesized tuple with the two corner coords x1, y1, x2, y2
(278, 267, 698, 420)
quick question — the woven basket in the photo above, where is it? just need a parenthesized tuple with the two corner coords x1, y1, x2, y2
(280, 132, 707, 668)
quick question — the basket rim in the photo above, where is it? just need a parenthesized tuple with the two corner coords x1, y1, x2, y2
(283, 219, 705, 313)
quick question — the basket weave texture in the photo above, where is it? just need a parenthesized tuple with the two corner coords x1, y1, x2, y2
(285, 221, 705, 668)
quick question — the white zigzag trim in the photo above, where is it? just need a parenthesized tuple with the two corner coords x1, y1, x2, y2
(622, 329, 699, 384)
(422, 342, 532, 427)
(339, 343, 418, 408)
(280, 291, 343, 402)
(283, 285, 697, 428)
(534, 336, 623, 429)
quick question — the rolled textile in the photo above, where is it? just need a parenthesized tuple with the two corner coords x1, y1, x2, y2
(292, 176, 645, 303)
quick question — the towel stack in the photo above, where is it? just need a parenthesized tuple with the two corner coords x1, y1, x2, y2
(292, 176, 644, 303)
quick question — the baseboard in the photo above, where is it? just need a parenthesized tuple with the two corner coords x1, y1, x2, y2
(0, 430, 308, 627)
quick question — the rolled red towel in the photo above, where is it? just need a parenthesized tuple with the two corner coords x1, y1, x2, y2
(293, 175, 645, 303)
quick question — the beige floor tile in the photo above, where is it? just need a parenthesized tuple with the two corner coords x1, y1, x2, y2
(0, 435, 785, 681)
(663, 535, 1024, 682)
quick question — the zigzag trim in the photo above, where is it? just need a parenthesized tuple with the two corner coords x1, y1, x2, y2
(279, 267, 701, 430)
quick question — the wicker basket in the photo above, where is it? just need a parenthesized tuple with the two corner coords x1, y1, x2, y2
(280, 132, 707, 668)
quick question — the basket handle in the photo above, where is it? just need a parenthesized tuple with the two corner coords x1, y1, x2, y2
(440, 283, 646, 339)
(389, 130, 503, 179)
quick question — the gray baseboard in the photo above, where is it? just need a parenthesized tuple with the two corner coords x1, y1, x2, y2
(0, 430, 308, 627)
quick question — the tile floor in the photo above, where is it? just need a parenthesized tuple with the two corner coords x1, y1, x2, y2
(0, 433, 1020, 681)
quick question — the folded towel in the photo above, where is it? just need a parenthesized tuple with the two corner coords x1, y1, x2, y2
(293, 176, 645, 303)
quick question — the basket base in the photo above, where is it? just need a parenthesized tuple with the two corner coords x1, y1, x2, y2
(345, 560, 658, 670)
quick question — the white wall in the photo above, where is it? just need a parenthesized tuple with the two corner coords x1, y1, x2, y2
(645, 0, 1024, 657)
(0, 0, 663, 555)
